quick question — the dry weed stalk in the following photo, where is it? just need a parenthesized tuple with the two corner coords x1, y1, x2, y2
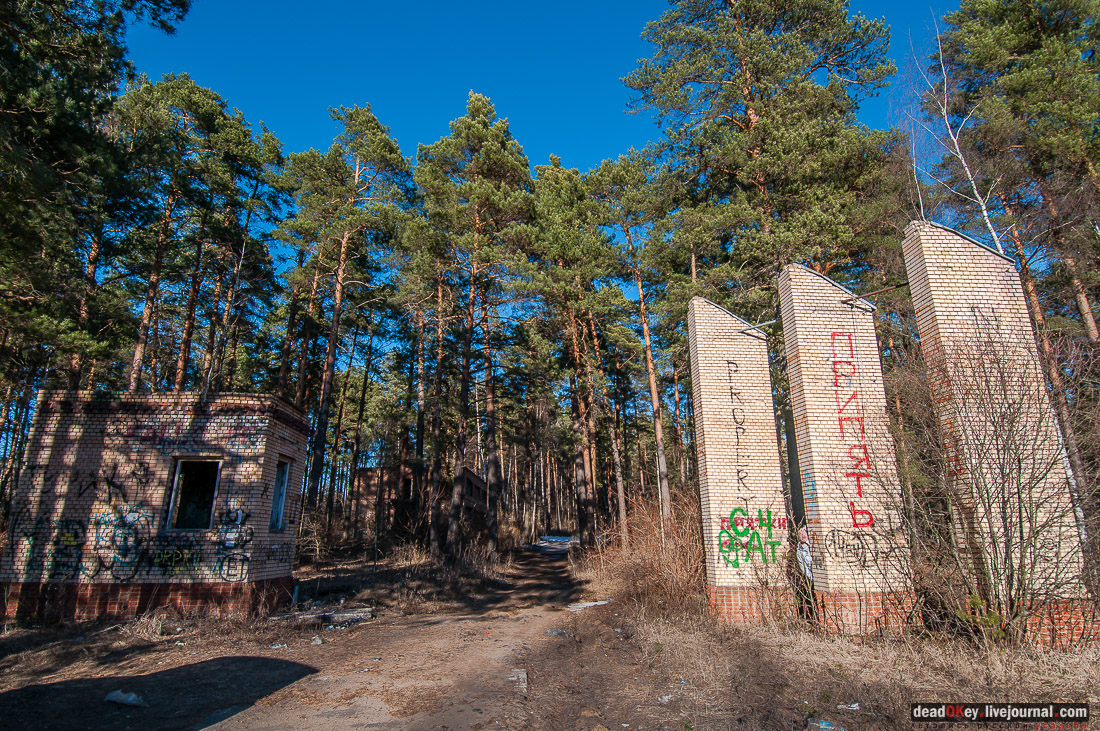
(582, 494, 706, 617)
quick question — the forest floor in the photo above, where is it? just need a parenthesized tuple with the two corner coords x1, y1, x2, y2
(1, 539, 1098, 730)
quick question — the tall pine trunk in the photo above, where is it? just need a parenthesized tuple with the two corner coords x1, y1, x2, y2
(174, 232, 207, 391)
(276, 247, 307, 397)
(306, 233, 353, 509)
(634, 265, 671, 524)
(585, 315, 628, 548)
(69, 226, 103, 389)
(129, 193, 178, 391)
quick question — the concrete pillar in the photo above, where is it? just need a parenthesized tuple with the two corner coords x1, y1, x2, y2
(903, 221, 1094, 647)
(778, 264, 912, 634)
(687, 297, 791, 624)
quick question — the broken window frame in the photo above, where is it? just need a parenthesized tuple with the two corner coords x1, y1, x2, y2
(270, 458, 292, 532)
(166, 458, 222, 530)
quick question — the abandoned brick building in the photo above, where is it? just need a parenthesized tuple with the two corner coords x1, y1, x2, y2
(0, 391, 309, 620)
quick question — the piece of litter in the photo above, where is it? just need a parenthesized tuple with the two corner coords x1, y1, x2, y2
(372, 656, 381, 661)
(105, 690, 149, 708)
(508, 668, 528, 693)
(837, 704, 859, 711)
(657, 694, 673, 705)
(356, 668, 370, 673)
(546, 628, 569, 637)
(310, 636, 323, 645)
(614, 628, 622, 633)
(269, 643, 287, 649)
(566, 599, 612, 612)
(174, 641, 185, 646)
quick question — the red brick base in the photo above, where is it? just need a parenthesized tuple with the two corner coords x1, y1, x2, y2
(1020, 599, 1099, 649)
(0, 577, 294, 623)
(815, 590, 915, 635)
(706, 584, 794, 626)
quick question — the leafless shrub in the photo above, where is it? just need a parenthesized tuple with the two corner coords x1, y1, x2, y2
(579, 493, 707, 618)
(883, 330, 1097, 644)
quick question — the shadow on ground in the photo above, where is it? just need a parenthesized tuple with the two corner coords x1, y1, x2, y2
(300, 542, 585, 616)
(0, 655, 316, 730)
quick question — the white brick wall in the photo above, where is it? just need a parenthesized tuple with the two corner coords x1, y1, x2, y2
(688, 297, 788, 589)
(779, 265, 910, 594)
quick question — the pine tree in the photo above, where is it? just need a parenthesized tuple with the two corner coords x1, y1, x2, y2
(626, 0, 895, 298)
(285, 106, 412, 509)
(415, 92, 535, 554)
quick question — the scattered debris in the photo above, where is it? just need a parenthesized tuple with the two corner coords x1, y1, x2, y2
(310, 636, 323, 645)
(546, 628, 570, 637)
(836, 703, 859, 711)
(104, 690, 149, 708)
(270, 606, 374, 628)
(508, 668, 528, 693)
(807, 719, 843, 730)
(657, 694, 673, 705)
(269, 643, 287, 649)
(566, 599, 612, 612)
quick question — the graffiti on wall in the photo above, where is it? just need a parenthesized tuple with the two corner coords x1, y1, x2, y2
(823, 528, 909, 571)
(725, 359, 751, 497)
(22, 518, 87, 580)
(116, 415, 263, 455)
(148, 534, 204, 577)
(830, 332, 877, 529)
(717, 508, 787, 568)
(9, 466, 266, 585)
(214, 505, 253, 583)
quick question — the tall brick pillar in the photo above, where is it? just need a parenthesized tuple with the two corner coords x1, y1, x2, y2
(687, 297, 791, 625)
(778, 265, 912, 634)
(903, 221, 1096, 647)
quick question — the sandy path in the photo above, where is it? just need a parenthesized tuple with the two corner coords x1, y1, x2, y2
(0, 544, 690, 730)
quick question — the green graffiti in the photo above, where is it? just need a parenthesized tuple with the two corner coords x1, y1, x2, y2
(718, 529, 739, 567)
(717, 520, 782, 567)
(730, 508, 749, 537)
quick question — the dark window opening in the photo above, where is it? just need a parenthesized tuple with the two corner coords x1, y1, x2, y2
(169, 460, 220, 529)
(271, 459, 291, 532)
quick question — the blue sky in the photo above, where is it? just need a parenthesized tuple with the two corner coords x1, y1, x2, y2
(126, 0, 958, 173)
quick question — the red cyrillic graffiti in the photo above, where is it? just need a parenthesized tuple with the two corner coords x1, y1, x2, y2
(831, 332, 876, 528)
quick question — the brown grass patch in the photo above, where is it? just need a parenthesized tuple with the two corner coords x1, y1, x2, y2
(579, 498, 1100, 728)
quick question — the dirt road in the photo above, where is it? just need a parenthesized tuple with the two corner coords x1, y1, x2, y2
(0, 542, 697, 730)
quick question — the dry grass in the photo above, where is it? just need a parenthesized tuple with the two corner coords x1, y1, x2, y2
(581, 498, 1100, 729)
(623, 614, 1100, 728)
(579, 494, 708, 618)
